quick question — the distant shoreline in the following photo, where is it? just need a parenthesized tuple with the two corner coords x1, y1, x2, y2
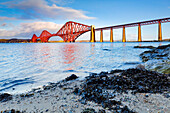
(0, 38, 170, 43)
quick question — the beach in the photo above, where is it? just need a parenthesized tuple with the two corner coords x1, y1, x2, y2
(0, 44, 170, 113)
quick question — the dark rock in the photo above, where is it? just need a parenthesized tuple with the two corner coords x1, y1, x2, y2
(163, 93, 170, 98)
(73, 88, 80, 95)
(0, 93, 12, 102)
(103, 49, 111, 51)
(110, 69, 123, 74)
(157, 44, 170, 49)
(122, 106, 133, 113)
(145, 94, 149, 97)
(134, 46, 155, 49)
(20, 93, 34, 98)
(140, 44, 170, 62)
(99, 71, 108, 76)
(1, 109, 22, 113)
(65, 74, 78, 81)
(43, 85, 52, 90)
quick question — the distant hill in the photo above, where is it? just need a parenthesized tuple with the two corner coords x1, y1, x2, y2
(0, 39, 31, 43)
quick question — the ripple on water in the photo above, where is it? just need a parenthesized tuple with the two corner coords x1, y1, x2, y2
(0, 42, 169, 94)
(0, 78, 34, 92)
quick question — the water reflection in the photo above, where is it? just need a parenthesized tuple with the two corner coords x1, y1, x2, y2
(138, 43, 142, 47)
(61, 43, 85, 71)
(123, 43, 126, 47)
(1, 42, 169, 94)
(159, 42, 162, 46)
(62, 44, 77, 64)
(90, 43, 95, 61)
(110, 43, 113, 48)
(40, 45, 51, 63)
(31, 44, 53, 67)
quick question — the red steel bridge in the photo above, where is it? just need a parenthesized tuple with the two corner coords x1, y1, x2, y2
(31, 17, 170, 42)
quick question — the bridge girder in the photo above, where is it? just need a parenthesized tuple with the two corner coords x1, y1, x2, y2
(31, 21, 91, 42)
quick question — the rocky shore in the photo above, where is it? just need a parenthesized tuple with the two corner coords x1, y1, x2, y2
(140, 44, 170, 74)
(0, 44, 170, 113)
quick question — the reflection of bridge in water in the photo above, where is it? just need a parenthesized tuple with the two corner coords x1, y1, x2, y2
(31, 17, 170, 42)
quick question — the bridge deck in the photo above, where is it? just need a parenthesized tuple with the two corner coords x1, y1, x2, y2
(95, 17, 170, 31)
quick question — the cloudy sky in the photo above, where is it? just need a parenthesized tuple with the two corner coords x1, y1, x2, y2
(0, 0, 170, 41)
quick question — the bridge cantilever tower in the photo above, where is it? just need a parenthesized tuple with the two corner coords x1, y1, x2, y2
(31, 21, 91, 42)
(56, 21, 91, 42)
(31, 17, 170, 42)
(32, 30, 55, 42)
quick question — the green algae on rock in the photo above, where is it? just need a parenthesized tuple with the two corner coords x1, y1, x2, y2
(140, 44, 170, 74)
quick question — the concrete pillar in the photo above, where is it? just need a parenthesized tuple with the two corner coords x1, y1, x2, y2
(100, 29, 103, 42)
(138, 24, 142, 42)
(90, 25, 95, 42)
(158, 21, 162, 41)
(122, 26, 126, 42)
(110, 28, 113, 42)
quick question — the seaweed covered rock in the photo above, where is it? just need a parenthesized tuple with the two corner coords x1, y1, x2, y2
(140, 44, 170, 62)
(0, 93, 12, 102)
(140, 44, 170, 74)
(134, 46, 155, 49)
(65, 74, 79, 81)
(121, 68, 169, 93)
(1, 109, 22, 113)
(74, 68, 169, 112)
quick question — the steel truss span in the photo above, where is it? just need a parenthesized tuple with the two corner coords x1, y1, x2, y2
(95, 17, 170, 30)
(31, 17, 170, 42)
(31, 21, 91, 42)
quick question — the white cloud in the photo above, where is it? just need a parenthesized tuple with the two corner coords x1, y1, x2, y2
(50, 0, 74, 5)
(0, 16, 17, 21)
(0, 22, 63, 38)
(2, 0, 95, 20)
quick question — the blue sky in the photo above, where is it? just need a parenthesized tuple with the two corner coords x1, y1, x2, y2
(0, 0, 170, 41)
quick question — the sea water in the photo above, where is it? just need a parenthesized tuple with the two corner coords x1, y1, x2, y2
(0, 42, 169, 94)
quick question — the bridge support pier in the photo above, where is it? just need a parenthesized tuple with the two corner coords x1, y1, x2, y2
(90, 25, 95, 42)
(100, 29, 103, 42)
(122, 26, 126, 42)
(158, 21, 162, 41)
(138, 24, 142, 42)
(110, 28, 113, 42)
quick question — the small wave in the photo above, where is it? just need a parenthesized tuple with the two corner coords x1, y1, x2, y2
(0, 78, 34, 91)
(62, 70, 77, 73)
(0, 81, 34, 92)
(103, 49, 111, 51)
(1, 78, 30, 87)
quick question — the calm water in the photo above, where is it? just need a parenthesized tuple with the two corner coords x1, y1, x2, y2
(0, 42, 169, 94)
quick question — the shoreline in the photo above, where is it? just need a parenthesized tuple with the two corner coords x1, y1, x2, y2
(0, 38, 170, 43)
(0, 44, 170, 112)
